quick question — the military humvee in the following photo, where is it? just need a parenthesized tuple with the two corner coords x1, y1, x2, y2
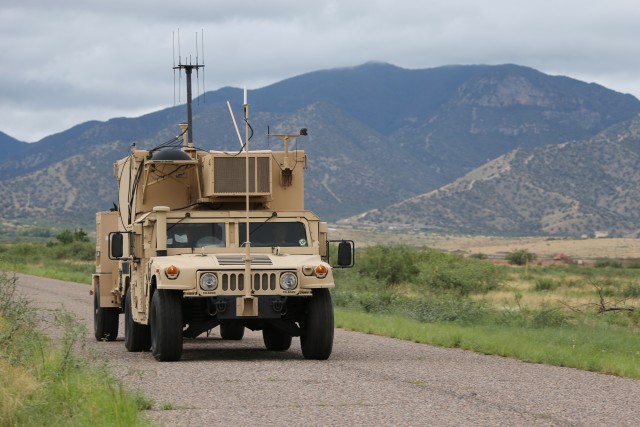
(91, 62, 354, 361)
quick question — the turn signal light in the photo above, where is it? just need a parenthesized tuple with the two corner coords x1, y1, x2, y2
(165, 265, 180, 279)
(315, 264, 328, 278)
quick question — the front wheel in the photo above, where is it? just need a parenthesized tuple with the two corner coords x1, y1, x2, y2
(94, 283, 119, 341)
(124, 289, 151, 352)
(150, 289, 183, 361)
(300, 288, 334, 360)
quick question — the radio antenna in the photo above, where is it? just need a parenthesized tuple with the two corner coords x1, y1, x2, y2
(201, 29, 206, 103)
(173, 29, 205, 145)
(195, 32, 201, 105)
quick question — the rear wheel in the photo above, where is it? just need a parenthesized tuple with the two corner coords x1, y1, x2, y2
(300, 288, 334, 360)
(263, 327, 292, 351)
(220, 322, 245, 340)
(150, 289, 183, 361)
(124, 289, 151, 352)
(93, 283, 119, 341)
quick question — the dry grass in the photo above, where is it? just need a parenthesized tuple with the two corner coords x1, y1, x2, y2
(331, 225, 640, 259)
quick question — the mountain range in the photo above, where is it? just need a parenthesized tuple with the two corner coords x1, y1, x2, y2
(2, 62, 640, 237)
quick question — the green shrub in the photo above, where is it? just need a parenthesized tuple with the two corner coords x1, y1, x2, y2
(530, 308, 568, 328)
(622, 283, 640, 298)
(333, 290, 487, 324)
(418, 248, 503, 295)
(534, 278, 560, 291)
(506, 249, 536, 266)
(595, 259, 623, 268)
(356, 245, 420, 286)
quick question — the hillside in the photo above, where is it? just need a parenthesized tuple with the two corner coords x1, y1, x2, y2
(0, 131, 28, 163)
(1, 62, 639, 232)
(345, 114, 640, 237)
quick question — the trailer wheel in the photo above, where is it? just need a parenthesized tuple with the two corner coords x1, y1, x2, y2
(220, 322, 245, 340)
(263, 327, 292, 351)
(300, 288, 334, 360)
(150, 289, 183, 361)
(124, 289, 151, 352)
(93, 283, 119, 341)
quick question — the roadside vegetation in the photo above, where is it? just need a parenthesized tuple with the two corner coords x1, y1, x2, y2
(0, 270, 150, 426)
(333, 245, 640, 378)
(0, 228, 93, 284)
(2, 233, 639, 378)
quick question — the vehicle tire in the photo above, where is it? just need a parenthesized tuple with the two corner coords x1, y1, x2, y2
(124, 289, 151, 352)
(150, 289, 183, 361)
(94, 283, 119, 341)
(220, 322, 245, 340)
(300, 288, 334, 360)
(262, 327, 292, 351)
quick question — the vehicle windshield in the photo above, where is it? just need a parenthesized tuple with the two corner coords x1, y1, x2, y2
(166, 223, 225, 248)
(239, 221, 308, 247)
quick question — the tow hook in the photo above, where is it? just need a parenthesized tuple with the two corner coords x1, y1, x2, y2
(272, 297, 287, 314)
(215, 299, 228, 313)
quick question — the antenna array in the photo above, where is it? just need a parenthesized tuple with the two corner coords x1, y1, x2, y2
(172, 29, 206, 145)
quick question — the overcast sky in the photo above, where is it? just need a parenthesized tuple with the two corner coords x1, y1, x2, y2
(2, 0, 640, 142)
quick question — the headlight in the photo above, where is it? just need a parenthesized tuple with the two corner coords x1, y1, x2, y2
(200, 272, 218, 291)
(280, 272, 298, 290)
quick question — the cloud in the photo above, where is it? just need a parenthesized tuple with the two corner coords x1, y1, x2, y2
(2, 0, 640, 141)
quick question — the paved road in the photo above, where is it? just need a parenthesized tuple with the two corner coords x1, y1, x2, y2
(15, 274, 640, 426)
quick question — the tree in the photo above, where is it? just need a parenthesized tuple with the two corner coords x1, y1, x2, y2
(506, 249, 535, 266)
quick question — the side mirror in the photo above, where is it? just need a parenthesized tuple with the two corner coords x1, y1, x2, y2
(109, 232, 124, 259)
(327, 240, 355, 268)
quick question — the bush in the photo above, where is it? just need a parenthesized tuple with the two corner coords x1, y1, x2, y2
(333, 290, 487, 324)
(356, 245, 420, 286)
(534, 278, 560, 292)
(595, 259, 623, 268)
(506, 249, 536, 266)
(622, 283, 640, 298)
(418, 248, 503, 295)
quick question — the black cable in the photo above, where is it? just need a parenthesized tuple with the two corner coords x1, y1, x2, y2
(224, 117, 255, 157)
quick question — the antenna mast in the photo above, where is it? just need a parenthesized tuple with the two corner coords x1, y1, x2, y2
(173, 30, 205, 146)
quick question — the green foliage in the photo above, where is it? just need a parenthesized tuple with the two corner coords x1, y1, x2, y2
(469, 252, 487, 259)
(595, 258, 624, 268)
(506, 248, 536, 266)
(356, 245, 420, 286)
(418, 248, 502, 294)
(55, 228, 90, 245)
(334, 245, 503, 324)
(534, 278, 560, 291)
(335, 309, 640, 378)
(0, 239, 94, 284)
(333, 290, 488, 324)
(622, 283, 640, 298)
(0, 271, 149, 426)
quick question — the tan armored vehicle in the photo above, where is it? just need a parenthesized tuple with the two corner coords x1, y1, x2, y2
(92, 63, 354, 361)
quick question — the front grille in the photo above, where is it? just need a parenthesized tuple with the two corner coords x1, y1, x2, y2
(220, 272, 245, 291)
(216, 254, 272, 266)
(253, 272, 277, 291)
